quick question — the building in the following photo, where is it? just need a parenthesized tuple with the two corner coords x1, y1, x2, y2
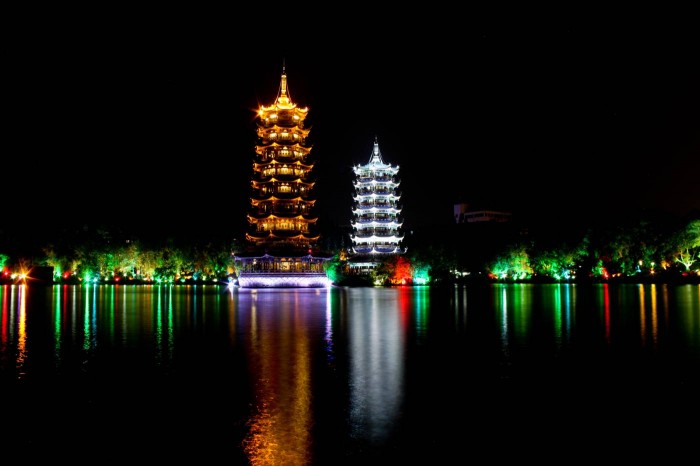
(234, 65, 332, 288)
(347, 137, 406, 274)
(450, 202, 518, 275)
(454, 203, 512, 224)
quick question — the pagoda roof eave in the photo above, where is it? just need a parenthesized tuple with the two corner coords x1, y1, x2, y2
(253, 159, 313, 169)
(259, 103, 309, 114)
(251, 178, 314, 185)
(251, 196, 309, 204)
(247, 214, 319, 221)
(256, 124, 311, 133)
(234, 252, 331, 261)
(254, 141, 312, 149)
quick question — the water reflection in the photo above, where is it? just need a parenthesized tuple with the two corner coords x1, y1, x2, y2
(347, 288, 406, 445)
(1, 283, 700, 461)
(17, 285, 27, 376)
(239, 289, 323, 465)
(493, 283, 535, 355)
(677, 284, 700, 351)
(0, 285, 28, 377)
(599, 283, 611, 343)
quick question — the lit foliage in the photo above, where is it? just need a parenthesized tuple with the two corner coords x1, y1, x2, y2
(7, 238, 239, 284)
(391, 256, 413, 285)
(488, 244, 533, 281)
(2, 214, 699, 285)
(373, 255, 413, 285)
(603, 220, 666, 277)
(670, 219, 700, 271)
(412, 264, 430, 285)
(531, 238, 588, 281)
(323, 254, 344, 284)
(409, 245, 456, 285)
(591, 259, 609, 280)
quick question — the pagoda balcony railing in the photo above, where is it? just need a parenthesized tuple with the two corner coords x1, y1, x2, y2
(353, 225, 402, 231)
(353, 225, 401, 231)
(355, 203, 396, 209)
(264, 133, 300, 143)
(353, 231, 400, 238)
(253, 186, 311, 196)
(376, 247, 404, 253)
(261, 168, 308, 178)
(353, 196, 401, 204)
(352, 246, 404, 254)
(355, 189, 394, 196)
(355, 216, 398, 223)
(352, 209, 401, 216)
(254, 208, 311, 216)
(355, 176, 394, 183)
(353, 179, 397, 187)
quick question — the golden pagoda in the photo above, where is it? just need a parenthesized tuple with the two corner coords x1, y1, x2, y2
(234, 64, 331, 288)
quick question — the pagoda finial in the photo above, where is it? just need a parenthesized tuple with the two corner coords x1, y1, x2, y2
(370, 136, 383, 164)
(276, 59, 292, 107)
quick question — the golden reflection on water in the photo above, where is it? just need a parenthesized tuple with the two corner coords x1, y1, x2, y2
(242, 290, 314, 465)
(16, 285, 27, 376)
(639, 284, 665, 348)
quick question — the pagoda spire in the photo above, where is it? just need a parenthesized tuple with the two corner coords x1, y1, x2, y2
(276, 60, 292, 108)
(370, 135, 384, 164)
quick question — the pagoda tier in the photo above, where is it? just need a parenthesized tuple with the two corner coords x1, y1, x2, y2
(351, 197, 402, 207)
(252, 159, 314, 178)
(250, 181, 315, 198)
(250, 196, 316, 206)
(250, 182, 315, 195)
(349, 137, 406, 258)
(254, 142, 312, 161)
(246, 213, 318, 230)
(256, 123, 311, 135)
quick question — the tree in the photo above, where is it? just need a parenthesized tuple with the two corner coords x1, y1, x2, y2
(669, 219, 700, 272)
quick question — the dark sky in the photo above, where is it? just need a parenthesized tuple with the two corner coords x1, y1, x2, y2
(5, 21, 699, 251)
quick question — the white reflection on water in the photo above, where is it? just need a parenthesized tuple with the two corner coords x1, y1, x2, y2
(347, 288, 405, 444)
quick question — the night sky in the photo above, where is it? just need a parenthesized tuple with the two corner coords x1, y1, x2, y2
(5, 20, 699, 252)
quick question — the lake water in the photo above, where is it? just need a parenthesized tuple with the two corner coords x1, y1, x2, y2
(2, 283, 699, 464)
